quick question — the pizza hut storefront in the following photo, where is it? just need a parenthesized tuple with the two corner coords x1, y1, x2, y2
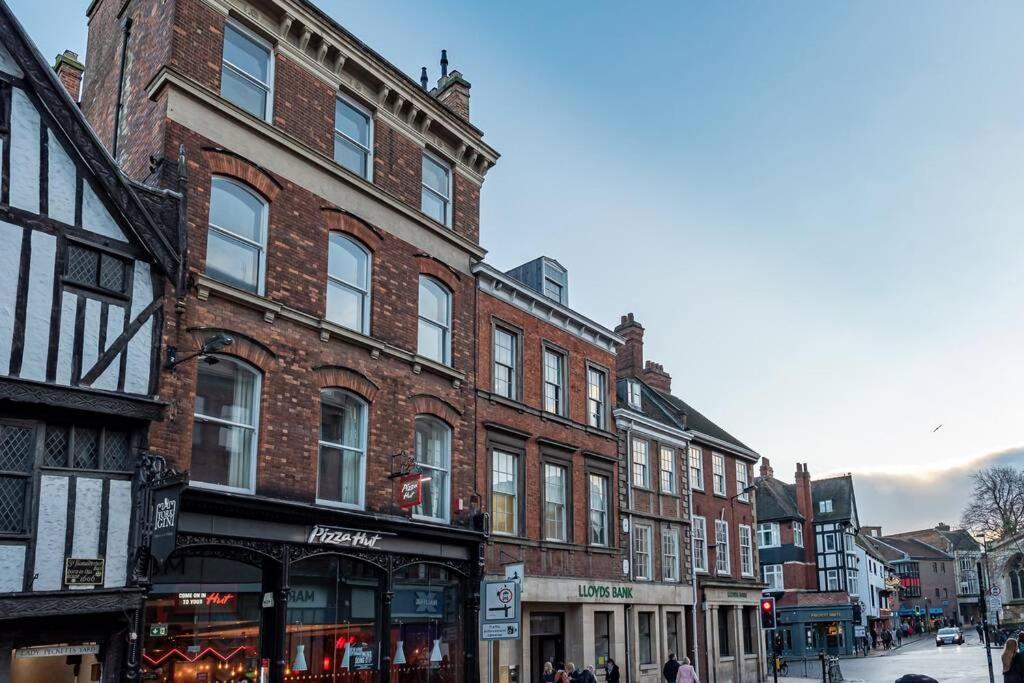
(141, 488, 485, 683)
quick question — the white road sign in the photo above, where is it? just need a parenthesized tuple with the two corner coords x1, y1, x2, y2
(480, 579, 521, 641)
(990, 586, 1001, 597)
(482, 622, 521, 640)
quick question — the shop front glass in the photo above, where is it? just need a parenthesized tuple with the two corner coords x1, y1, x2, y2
(389, 563, 464, 683)
(143, 555, 263, 682)
(286, 555, 382, 682)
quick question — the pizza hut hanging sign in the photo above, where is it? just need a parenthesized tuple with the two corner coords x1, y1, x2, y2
(398, 473, 423, 509)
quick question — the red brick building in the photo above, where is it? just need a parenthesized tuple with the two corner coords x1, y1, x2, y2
(80, 0, 498, 681)
(612, 314, 763, 683)
(473, 258, 624, 683)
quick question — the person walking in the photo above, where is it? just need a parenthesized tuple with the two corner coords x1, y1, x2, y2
(605, 659, 620, 683)
(1002, 638, 1024, 683)
(895, 626, 902, 646)
(663, 654, 681, 683)
(675, 657, 700, 683)
(578, 666, 598, 683)
(555, 666, 571, 683)
(542, 661, 555, 683)
(566, 662, 579, 682)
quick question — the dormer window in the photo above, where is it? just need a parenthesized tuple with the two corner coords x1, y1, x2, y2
(627, 380, 642, 408)
(541, 260, 567, 305)
(819, 499, 833, 513)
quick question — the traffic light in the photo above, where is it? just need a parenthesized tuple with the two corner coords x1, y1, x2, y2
(760, 596, 777, 629)
(852, 603, 862, 623)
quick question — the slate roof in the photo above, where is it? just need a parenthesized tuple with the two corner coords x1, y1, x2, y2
(860, 534, 906, 563)
(0, 0, 182, 277)
(755, 476, 802, 522)
(615, 378, 684, 432)
(939, 528, 982, 552)
(650, 387, 755, 455)
(811, 475, 856, 523)
(877, 536, 952, 561)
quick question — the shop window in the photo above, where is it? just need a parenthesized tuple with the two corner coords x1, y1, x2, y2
(143, 555, 263, 681)
(718, 607, 732, 658)
(413, 416, 451, 523)
(191, 356, 260, 493)
(286, 555, 383, 682)
(317, 389, 367, 509)
(638, 612, 654, 665)
(327, 233, 371, 334)
(595, 611, 612, 668)
(391, 563, 465, 682)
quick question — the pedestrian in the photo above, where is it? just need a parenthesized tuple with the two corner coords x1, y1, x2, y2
(555, 666, 570, 683)
(663, 653, 680, 683)
(605, 659, 620, 683)
(881, 629, 892, 650)
(674, 656, 699, 683)
(566, 662, 579, 682)
(895, 626, 902, 646)
(1002, 638, 1024, 683)
(542, 661, 555, 683)
(978, 624, 985, 642)
(577, 666, 598, 683)
(870, 628, 877, 650)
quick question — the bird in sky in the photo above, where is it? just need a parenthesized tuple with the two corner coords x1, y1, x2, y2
(932, 424, 943, 432)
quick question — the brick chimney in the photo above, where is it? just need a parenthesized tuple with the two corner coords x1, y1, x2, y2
(794, 462, 814, 562)
(861, 526, 882, 538)
(431, 50, 470, 121)
(759, 457, 774, 480)
(54, 49, 84, 103)
(614, 313, 644, 379)
(641, 360, 671, 392)
(935, 522, 950, 532)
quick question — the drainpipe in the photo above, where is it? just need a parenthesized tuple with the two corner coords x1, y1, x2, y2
(623, 421, 635, 683)
(687, 470, 700, 675)
(111, 16, 132, 161)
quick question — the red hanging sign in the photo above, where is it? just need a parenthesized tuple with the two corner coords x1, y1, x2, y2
(398, 474, 422, 509)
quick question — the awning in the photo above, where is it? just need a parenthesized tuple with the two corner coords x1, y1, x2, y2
(929, 608, 943, 615)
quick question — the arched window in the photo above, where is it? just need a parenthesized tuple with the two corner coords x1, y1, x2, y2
(413, 416, 450, 523)
(206, 177, 267, 294)
(191, 355, 261, 493)
(326, 233, 371, 334)
(317, 389, 367, 509)
(417, 276, 451, 365)
(1011, 555, 1024, 601)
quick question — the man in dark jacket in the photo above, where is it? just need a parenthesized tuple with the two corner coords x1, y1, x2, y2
(663, 654, 680, 682)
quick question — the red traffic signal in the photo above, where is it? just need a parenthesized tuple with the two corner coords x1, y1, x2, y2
(760, 596, 777, 629)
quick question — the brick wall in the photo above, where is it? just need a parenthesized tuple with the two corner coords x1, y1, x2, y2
(691, 446, 758, 578)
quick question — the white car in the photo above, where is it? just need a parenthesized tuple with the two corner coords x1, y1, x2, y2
(936, 627, 964, 646)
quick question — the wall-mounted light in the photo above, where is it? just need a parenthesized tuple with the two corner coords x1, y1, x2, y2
(164, 333, 234, 370)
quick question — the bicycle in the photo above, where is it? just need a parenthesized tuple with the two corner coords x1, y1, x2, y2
(768, 655, 789, 677)
(827, 655, 843, 681)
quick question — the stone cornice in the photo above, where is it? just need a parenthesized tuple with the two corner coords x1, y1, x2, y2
(473, 262, 624, 353)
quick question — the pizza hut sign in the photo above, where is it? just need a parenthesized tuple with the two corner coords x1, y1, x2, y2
(398, 473, 422, 509)
(308, 525, 387, 550)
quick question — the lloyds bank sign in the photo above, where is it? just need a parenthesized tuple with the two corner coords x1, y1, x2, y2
(577, 583, 634, 599)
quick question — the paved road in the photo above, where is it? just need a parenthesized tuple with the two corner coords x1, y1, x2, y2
(776, 631, 996, 682)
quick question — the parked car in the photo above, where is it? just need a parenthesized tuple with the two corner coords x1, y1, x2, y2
(935, 627, 964, 646)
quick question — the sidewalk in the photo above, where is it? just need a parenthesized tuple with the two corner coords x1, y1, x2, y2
(863, 633, 927, 658)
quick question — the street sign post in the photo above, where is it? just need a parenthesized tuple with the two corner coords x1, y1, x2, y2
(480, 579, 520, 640)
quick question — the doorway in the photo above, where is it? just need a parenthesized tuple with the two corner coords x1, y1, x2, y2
(531, 612, 564, 678)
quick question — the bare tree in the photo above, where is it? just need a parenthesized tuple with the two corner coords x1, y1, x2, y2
(961, 466, 1024, 541)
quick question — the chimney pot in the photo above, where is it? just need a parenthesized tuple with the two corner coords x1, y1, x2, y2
(420, 66, 428, 89)
(54, 49, 85, 103)
(440, 49, 448, 77)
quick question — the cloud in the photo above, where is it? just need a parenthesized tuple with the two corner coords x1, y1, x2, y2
(852, 446, 1024, 534)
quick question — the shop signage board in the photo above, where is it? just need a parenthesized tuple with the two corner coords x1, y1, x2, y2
(397, 474, 422, 508)
(480, 579, 520, 641)
(16, 644, 99, 658)
(307, 524, 392, 549)
(150, 475, 187, 564)
(64, 558, 104, 585)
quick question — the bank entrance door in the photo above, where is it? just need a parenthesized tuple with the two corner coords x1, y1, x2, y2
(531, 613, 564, 678)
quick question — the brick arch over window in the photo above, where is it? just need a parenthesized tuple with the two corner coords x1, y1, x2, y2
(411, 394, 461, 426)
(202, 148, 282, 202)
(187, 328, 276, 372)
(416, 255, 461, 293)
(321, 208, 383, 251)
(315, 365, 379, 402)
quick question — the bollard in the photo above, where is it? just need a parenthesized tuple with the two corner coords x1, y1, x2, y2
(818, 650, 826, 683)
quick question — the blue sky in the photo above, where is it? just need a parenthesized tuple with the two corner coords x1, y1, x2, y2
(13, 0, 1024, 530)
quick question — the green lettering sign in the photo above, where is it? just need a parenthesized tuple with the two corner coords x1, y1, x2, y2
(577, 584, 633, 601)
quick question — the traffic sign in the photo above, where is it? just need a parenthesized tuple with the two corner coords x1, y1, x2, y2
(480, 579, 521, 641)
(990, 586, 1002, 597)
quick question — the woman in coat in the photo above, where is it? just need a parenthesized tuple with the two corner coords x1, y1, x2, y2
(605, 659, 620, 683)
(675, 657, 699, 683)
(1002, 638, 1024, 683)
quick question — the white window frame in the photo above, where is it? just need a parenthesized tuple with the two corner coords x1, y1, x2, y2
(712, 452, 726, 496)
(739, 524, 754, 577)
(633, 524, 653, 581)
(334, 91, 374, 180)
(826, 569, 840, 591)
(586, 366, 607, 429)
(543, 462, 569, 542)
(421, 150, 452, 227)
(206, 176, 268, 295)
(663, 527, 680, 582)
(736, 461, 750, 501)
(793, 521, 804, 548)
(632, 438, 650, 488)
(659, 445, 676, 494)
(542, 347, 566, 415)
(588, 472, 610, 547)
(492, 325, 518, 399)
(824, 532, 837, 552)
(491, 450, 518, 536)
(417, 276, 452, 365)
(221, 20, 274, 122)
(627, 379, 642, 408)
(763, 564, 784, 591)
(757, 522, 779, 548)
(315, 389, 369, 511)
(715, 519, 730, 575)
(819, 499, 833, 513)
(693, 516, 708, 573)
(326, 233, 372, 334)
(412, 416, 451, 524)
(191, 355, 261, 495)
(689, 446, 704, 491)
